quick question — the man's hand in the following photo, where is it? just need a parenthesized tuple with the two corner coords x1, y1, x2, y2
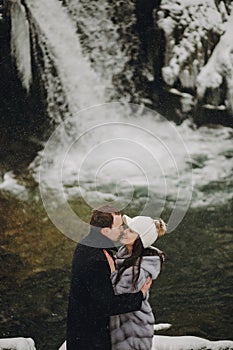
(140, 276, 152, 297)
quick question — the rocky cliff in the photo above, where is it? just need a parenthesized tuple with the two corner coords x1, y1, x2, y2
(59, 0, 233, 125)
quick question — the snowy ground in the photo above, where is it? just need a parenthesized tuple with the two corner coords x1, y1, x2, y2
(0, 337, 36, 350)
(57, 335, 233, 350)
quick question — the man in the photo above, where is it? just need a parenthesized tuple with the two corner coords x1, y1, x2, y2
(66, 205, 152, 350)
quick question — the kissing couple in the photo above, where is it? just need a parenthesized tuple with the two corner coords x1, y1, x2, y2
(65, 205, 167, 350)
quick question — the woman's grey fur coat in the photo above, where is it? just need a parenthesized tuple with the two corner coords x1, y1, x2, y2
(110, 246, 162, 350)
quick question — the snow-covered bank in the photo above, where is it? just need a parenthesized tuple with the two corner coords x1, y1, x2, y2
(0, 337, 36, 350)
(152, 335, 233, 350)
(58, 335, 233, 350)
(0, 172, 27, 199)
(1, 333, 232, 350)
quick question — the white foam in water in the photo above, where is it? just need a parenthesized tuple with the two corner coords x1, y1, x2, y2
(35, 102, 233, 241)
(38, 105, 190, 194)
(38, 104, 232, 202)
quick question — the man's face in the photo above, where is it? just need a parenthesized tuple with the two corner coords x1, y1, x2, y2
(107, 214, 123, 242)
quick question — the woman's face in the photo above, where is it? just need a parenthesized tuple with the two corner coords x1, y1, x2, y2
(120, 226, 139, 246)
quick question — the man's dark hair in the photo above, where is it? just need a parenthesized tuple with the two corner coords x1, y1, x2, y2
(90, 205, 121, 228)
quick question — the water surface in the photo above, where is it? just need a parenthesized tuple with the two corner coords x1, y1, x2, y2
(0, 190, 232, 350)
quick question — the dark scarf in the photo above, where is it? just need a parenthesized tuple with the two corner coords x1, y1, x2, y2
(80, 226, 118, 250)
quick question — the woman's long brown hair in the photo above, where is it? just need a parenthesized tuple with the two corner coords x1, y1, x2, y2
(115, 238, 165, 289)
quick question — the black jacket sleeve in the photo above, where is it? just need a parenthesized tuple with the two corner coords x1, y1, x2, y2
(84, 260, 143, 317)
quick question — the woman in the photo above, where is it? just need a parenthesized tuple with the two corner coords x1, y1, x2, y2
(109, 214, 167, 350)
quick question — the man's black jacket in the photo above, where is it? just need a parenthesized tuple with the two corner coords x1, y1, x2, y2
(66, 228, 143, 350)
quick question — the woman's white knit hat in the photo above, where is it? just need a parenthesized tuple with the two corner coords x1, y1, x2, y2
(122, 215, 158, 248)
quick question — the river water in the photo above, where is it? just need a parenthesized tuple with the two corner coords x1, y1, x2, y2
(0, 107, 232, 350)
(0, 166, 232, 350)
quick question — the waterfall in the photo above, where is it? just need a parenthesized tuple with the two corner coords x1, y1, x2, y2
(3, 0, 233, 218)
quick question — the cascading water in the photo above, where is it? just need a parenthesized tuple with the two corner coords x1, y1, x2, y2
(6, 0, 231, 211)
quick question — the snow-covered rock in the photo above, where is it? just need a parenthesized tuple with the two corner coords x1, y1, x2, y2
(157, 0, 224, 88)
(0, 337, 36, 350)
(197, 10, 233, 114)
(154, 0, 233, 119)
(152, 335, 233, 350)
(0, 172, 27, 199)
(58, 335, 233, 350)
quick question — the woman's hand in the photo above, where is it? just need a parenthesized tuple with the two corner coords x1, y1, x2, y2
(103, 249, 116, 273)
(140, 276, 152, 297)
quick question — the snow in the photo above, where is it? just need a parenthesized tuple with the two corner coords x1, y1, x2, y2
(0, 337, 36, 350)
(152, 335, 233, 350)
(0, 327, 232, 350)
(157, 0, 225, 88)
(0, 172, 27, 199)
(58, 334, 233, 350)
(197, 10, 233, 113)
